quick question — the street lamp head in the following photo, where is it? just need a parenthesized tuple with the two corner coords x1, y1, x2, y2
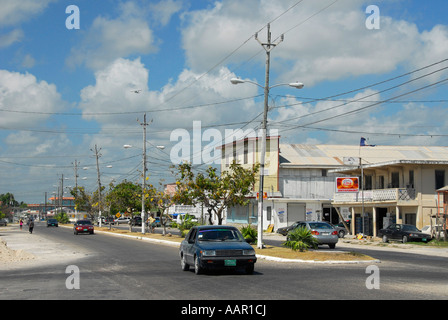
(289, 82, 304, 89)
(123, 144, 133, 149)
(230, 78, 245, 85)
(156, 145, 165, 150)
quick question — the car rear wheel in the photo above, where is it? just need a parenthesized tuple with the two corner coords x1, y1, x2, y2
(382, 235, 388, 243)
(180, 253, 189, 271)
(328, 243, 336, 249)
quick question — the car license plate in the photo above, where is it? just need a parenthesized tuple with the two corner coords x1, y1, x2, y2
(322, 232, 329, 235)
(224, 260, 236, 266)
(422, 238, 426, 241)
(83, 229, 88, 231)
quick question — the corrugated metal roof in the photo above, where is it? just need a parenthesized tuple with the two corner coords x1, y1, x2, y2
(279, 144, 448, 167)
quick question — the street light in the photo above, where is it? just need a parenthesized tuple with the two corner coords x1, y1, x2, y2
(230, 78, 304, 90)
(231, 76, 304, 249)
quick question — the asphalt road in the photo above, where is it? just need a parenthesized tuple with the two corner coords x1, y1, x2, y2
(1, 222, 447, 305)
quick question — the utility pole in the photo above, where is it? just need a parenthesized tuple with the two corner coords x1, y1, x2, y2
(73, 160, 79, 190)
(254, 23, 283, 249)
(91, 145, 102, 227)
(73, 160, 80, 220)
(139, 114, 152, 234)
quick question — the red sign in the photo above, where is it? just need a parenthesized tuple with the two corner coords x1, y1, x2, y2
(257, 192, 268, 199)
(336, 177, 359, 193)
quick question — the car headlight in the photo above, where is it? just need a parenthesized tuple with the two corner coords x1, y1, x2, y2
(243, 249, 255, 256)
(202, 250, 216, 256)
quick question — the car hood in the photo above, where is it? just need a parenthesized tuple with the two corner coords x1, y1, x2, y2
(197, 241, 253, 250)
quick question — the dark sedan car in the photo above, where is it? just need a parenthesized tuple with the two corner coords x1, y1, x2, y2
(179, 225, 257, 275)
(47, 218, 58, 227)
(379, 224, 430, 243)
(277, 221, 302, 236)
(74, 220, 94, 235)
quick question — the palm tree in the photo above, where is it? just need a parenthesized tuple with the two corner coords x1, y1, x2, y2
(283, 227, 319, 252)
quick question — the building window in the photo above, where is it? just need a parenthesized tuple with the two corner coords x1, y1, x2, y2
(378, 175, 384, 189)
(233, 142, 237, 161)
(391, 172, 399, 188)
(435, 170, 445, 190)
(365, 175, 373, 190)
(321, 169, 327, 177)
(244, 140, 248, 164)
(408, 170, 414, 188)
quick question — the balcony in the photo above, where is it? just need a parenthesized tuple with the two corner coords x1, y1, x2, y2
(333, 188, 416, 204)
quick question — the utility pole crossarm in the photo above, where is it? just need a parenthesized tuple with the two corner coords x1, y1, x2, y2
(255, 24, 284, 53)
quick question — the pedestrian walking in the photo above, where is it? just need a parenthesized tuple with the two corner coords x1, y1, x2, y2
(29, 220, 34, 234)
(19, 219, 23, 231)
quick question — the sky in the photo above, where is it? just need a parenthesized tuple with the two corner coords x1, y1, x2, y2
(0, 0, 448, 204)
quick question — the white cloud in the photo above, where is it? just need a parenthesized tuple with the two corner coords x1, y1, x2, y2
(0, 70, 64, 127)
(149, 0, 184, 26)
(67, 5, 157, 71)
(0, 0, 56, 27)
(180, 0, 447, 87)
(0, 29, 23, 48)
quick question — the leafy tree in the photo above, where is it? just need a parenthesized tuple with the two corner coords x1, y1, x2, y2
(148, 188, 176, 236)
(106, 180, 142, 215)
(173, 161, 259, 225)
(70, 187, 92, 215)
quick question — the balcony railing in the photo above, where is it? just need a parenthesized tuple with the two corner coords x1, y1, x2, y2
(333, 188, 416, 203)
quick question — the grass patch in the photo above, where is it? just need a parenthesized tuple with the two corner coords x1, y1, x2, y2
(95, 227, 184, 243)
(254, 245, 376, 261)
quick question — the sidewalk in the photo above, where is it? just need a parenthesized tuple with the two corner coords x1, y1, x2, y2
(0, 224, 93, 270)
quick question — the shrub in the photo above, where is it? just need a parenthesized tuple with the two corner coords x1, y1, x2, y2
(283, 226, 319, 252)
(241, 225, 257, 244)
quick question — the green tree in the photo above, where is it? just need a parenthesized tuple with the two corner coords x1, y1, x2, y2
(106, 180, 142, 215)
(173, 161, 259, 225)
(70, 187, 92, 215)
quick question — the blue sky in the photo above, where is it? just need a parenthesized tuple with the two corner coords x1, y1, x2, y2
(1, 0, 447, 204)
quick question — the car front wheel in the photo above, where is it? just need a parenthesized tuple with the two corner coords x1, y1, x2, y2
(402, 235, 408, 243)
(180, 253, 189, 271)
(245, 263, 254, 275)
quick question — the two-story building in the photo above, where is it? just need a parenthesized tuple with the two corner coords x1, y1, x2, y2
(220, 138, 448, 236)
(331, 145, 448, 236)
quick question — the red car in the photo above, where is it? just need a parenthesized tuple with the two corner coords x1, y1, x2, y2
(74, 220, 94, 235)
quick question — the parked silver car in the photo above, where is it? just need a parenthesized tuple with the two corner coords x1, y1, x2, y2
(287, 221, 339, 249)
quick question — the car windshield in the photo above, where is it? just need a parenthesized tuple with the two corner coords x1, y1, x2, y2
(308, 222, 333, 229)
(48, 219, 57, 222)
(77, 220, 91, 225)
(402, 225, 420, 232)
(197, 228, 245, 242)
